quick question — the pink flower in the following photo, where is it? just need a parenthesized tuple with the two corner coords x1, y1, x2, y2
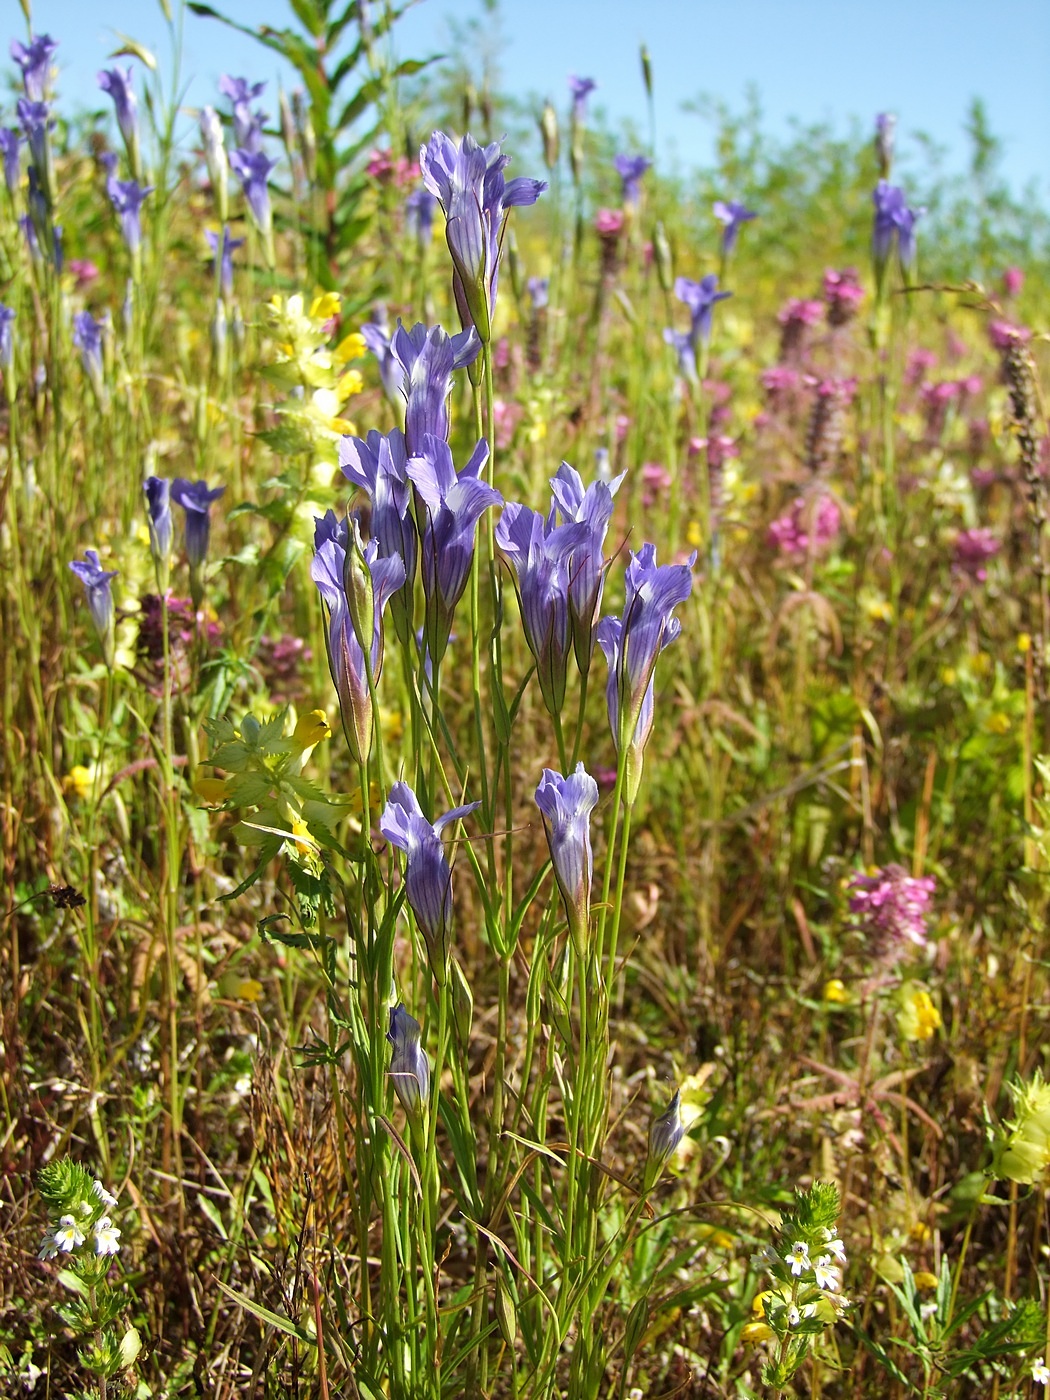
(768, 494, 841, 560)
(953, 527, 999, 582)
(366, 147, 394, 180)
(1002, 266, 1024, 297)
(989, 319, 1030, 350)
(641, 461, 671, 505)
(848, 864, 935, 962)
(823, 267, 865, 325)
(68, 258, 99, 288)
(778, 297, 824, 328)
(594, 207, 624, 237)
(615, 413, 631, 442)
(492, 397, 523, 448)
(762, 365, 799, 396)
(905, 348, 937, 385)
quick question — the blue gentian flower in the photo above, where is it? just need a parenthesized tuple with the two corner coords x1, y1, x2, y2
(405, 186, 438, 247)
(712, 199, 757, 255)
(495, 502, 588, 715)
(11, 34, 57, 102)
(229, 148, 277, 252)
(339, 427, 417, 644)
(171, 478, 225, 577)
(204, 227, 244, 300)
(144, 476, 173, 588)
(0, 305, 13, 370)
(613, 152, 650, 206)
(663, 327, 697, 383)
(645, 1088, 683, 1187)
(406, 434, 501, 667)
(107, 178, 153, 256)
(596, 543, 694, 799)
(69, 550, 118, 668)
(98, 67, 140, 175)
(311, 519, 404, 764)
(360, 315, 402, 406)
(72, 311, 104, 395)
(535, 764, 599, 951)
(527, 276, 549, 311)
(549, 460, 624, 673)
(380, 782, 480, 980)
(16, 98, 52, 192)
(675, 275, 732, 352)
(219, 75, 267, 150)
(386, 1004, 430, 1116)
(0, 129, 21, 197)
(872, 180, 923, 283)
(389, 320, 480, 455)
(569, 75, 597, 118)
(420, 130, 546, 342)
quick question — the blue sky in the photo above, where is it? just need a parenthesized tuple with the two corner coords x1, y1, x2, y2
(14, 0, 1050, 198)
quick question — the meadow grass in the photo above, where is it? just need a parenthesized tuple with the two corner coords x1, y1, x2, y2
(2, 3, 1050, 1396)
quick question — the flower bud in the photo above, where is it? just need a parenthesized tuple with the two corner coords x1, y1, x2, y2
(539, 100, 559, 170)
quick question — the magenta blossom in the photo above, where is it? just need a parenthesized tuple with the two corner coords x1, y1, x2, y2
(848, 864, 935, 963)
(768, 494, 841, 560)
(953, 528, 999, 582)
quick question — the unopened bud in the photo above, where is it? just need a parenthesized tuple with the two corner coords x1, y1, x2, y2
(343, 518, 375, 659)
(653, 220, 673, 294)
(539, 100, 559, 170)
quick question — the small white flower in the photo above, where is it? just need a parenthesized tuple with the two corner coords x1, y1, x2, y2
(93, 1216, 121, 1256)
(919, 1301, 938, 1322)
(37, 1228, 60, 1261)
(92, 1179, 118, 1208)
(749, 1244, 779, 1272)
(787, 1304, 801, 1327)
(79, 1199, 93, 1217)
(822, 1233, 847, 1264)
(786, 1241, 810, 1276)
(813, 1254, 840, 1291)
(53, 1214, 85, 1253)
(1033, 1361, 1050, 1386)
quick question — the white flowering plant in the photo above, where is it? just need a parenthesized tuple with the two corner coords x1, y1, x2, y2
(37, 1158, 141, 1393)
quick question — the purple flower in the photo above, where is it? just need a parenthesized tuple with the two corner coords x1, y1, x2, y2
(768, 494, 841, 560)
(17, 98, 51, 188)
(171, 478, 225, 572)
(569, 75, 597, 117)
(72, 311, 104, 392)
(107, 178, 153, 255)
(0, 304, 13, 370)
(360, 315, 402, 406)
(675, 275, 732, 351)
(388, 320, 480, 455)
(613, 153, 650, 206)
(386, 1004, 430, 1116)
(663, 327, 697, 383)
(219, 75, 267, 150)
(420, 130, 546, 342)
(311, 518, 405, 764)
(69, 550, 118, 666)
(229, 148, 277, 244)
(204, 227, 244, 299)
(875, 112, 896, 179)
(11, 34, 57, 102)
(0, 129, 21, 197)
(549, 460, 624, 673)
(712, 199, 757, 255)
(873, 180, 923, 281)
(953, 527, 999, 582)
(339, 427, 417, 642)
(645, 1088, 683, 1186)
(848, 864, 935, 963)
(405, 185, 438, 247)
(407, 434, 501, 667)
(380, 782, 479, 980)
(596, 543, 694, 798)
(535, 764, 599, 951)
(495, 502, 588, 715)
(144, 476, 173, 583)
(98, 67, 139, 172)
(527, 276, 549, 311)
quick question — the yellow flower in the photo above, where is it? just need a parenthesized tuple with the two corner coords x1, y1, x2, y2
(1018, 632, 1032, 653)
(741, 1320, 774, 1343)
(218, 973, 264, 1002)
(912, 1270, 938, 1290)
(288, 812, 315, 855)
(686, 520, 703, 549)
(194, 775, 229, 804)
(309, 292, 341, 322)
(940, 666, 957, 686)
(823, 978, 849, 1004)
(334, 331, 367, 364)
(752, 1291, 771, 1317)
(63, 765, 94, 800)
(985, 712, 1011, 735)
(897, 983, 941, 1042)
(337, 368, 364, 399)
(292, 709, 331, 752)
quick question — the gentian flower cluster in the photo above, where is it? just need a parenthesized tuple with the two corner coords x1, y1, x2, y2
(0, 127, 20, 196)
(847, 863, 935, 964)
(340, 427, 417, 644)
(420, 130, 546, 342)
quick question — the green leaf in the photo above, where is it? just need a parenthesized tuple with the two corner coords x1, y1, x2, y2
(212, 1278, 313, 1342)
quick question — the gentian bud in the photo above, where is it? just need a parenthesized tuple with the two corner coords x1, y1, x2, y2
(644, 1088, 683, 1189)
(539, 99, 559, 170)
(144, 475, 173, 591)
(535, 765, 599, 952)
(387, 1004, 430, 1117)
(69, 550, 119, 669)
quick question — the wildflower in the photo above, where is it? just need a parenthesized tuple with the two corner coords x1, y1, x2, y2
(387, 1004, 430, 1116)
(199, 105, 228, 222)
(64, 765, 94, 799)
(496, 502, 587, 715)
(535, 765, 599, 950)
(52, 1213, 86, 1253)
(98, 66, 140, 176)
(787, 1305, 801, 1327)
(72, 311, 104, 395)
(205, 227, 244, 300)
(823, 978, 848, 1004)
(675, 274, 732, 353)
(549, 460, 624, 674)
(663, 327, 697, 383)
(11, 34, 58, 102)
(0, 128, 21, 196)
(17, 98, 53, 200)
(1003, 266, 1024, 297)
(70, 550, 118, 668)
(405, 185, 438, 247)
(848, 864, 935, 962)
(569, 74, 597, 118)
(420, 130, 546, 342)
(897, 982, 942, 1042)
(93, 1216, 121, 1256)
(380, 783, 479, 978)
(594, 207, 623, 237)
(873, 180, 923, 284)
(388, 320, 480, 454)
(1034, 1362, 1050, 1386)
(787, 1241, 810, 1276)
(219, 75, 267, 150)
(644, 1088, 684, 1188)
(107, 177, 154, 257)
(596, 543, 694, 799)
(0, 304, 14, 372)
(407, 434, 501, 667)
(952, 527, 999, 583)
(339, 427, 417, 642)
(229, 148, 277, 259)
(171, 478, 225, 572)
(813, 1255, 839, 1291)
(874, 112, 896, 178)
(527, 276, 549, 311)
(311, 516, 405, 765)
(712, 198, 757, 255)
(823, 266, 865, 326)
(613, 152, 650, 206)
(768, 494, 841, 560)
